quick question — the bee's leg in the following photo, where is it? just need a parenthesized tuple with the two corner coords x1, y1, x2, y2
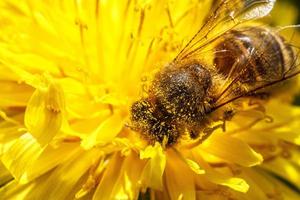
(189, 129, 199, 139)
(189, 128, 210, 144)
(185, 119, 226, 149)
(203, 124, 224, 135)
(189, 109, 235, 140)
(188, 123, 224, 146)
(221, 108, 235, 132)
(189, 122, 207, 140)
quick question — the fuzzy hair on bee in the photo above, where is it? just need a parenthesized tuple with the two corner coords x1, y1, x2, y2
(130, 0, 300, 147)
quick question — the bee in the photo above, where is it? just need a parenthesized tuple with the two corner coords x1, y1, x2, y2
(130, 0, 300, 147)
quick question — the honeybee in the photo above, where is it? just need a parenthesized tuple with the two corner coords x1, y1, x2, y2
(130, 0, 300, 147)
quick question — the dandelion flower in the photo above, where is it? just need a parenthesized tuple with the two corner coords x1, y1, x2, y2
(0, 0, 300, 200)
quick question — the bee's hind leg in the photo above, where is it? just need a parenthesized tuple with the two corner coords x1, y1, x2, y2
(184, 112, 233, 148)
(186, 109, 236, 148)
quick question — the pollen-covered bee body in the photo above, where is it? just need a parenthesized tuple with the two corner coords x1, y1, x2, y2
(152, 62, 212, 119)
(131, 62, 214, 146)
(130, 0, 299, 147)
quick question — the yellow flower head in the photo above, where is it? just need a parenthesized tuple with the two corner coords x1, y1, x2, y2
(0, 0, 300, 200)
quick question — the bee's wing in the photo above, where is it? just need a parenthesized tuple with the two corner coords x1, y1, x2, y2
(210, 70, 300, 113)
(174, 0, 276, 62)
(211, 41, 300, 112)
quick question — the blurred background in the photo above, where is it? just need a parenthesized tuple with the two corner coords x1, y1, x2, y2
(290, 0, 299, 22)
(284, 0, 300, 23)
(269, 0, 299, 25)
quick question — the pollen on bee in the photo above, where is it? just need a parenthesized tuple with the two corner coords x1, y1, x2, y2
(130, 62, 213, 146)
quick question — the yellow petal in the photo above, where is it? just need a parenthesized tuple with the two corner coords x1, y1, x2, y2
(0, 116, 25, 149)
(196, 191, 231, 200)
(140, 143, 166, 190)
(93, 153, 125, 200)
(75, 158, 104, 199)
(81, 110, 126, 149)
(214, 177, 249, 193)
(0, 53, 43, 89)
(185, 159, 205, 175)
(0, 81, 33, 107)
(236, 169, 278, 200)
(201, 132, 263, 167)
(93, 152, 144, 200)
(1, 133, 43, 181)
(192, 152, 249, 193)
(234, 101, 300, 145)
(0, 161, 12, 187)
(1, 132, 81, 184)
(290, 149, 300, 167)
(165, 149, 196, 200)
(25, 149, 99, 200)
(21, 141, 81, 183)
(24, 76, 65, 146)
(262, 170, 300, 200)
(269, 130, 300, 145)
(262, 157, 300, 189)
(0, 180, 32, 200)
(114, 153, 144, 199)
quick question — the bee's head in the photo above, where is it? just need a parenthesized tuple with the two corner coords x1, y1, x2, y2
(130, 99, 152, 127)
(130, 98, 180, 146)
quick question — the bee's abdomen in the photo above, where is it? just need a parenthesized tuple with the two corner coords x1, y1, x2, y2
(214, 27, 294, 85)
